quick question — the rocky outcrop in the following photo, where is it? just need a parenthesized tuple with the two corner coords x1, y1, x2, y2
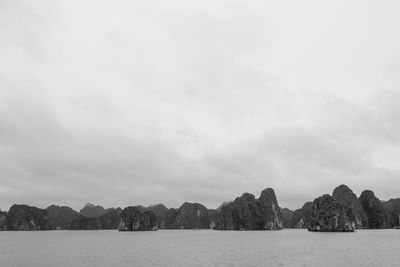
(68, 208, 122, 230)
(69, 215, 101, 230)
(146, 203, 217, 229)
(46, 205, 79, 230)
(79, 203, 107, 218)
(217, 193, 260, 230)
(215, 188, 283, 230)
(359, 190, 389, 229)
(383, 198, 400, 228)
(0, 210, 7, 230)
(97, 208, 122, 229)
(174, 202, 213, 229)
(216, 201, 231, 212)
(164, 208, 180, 229)
(332, 185, 368, 229)
(118, 206, 157, 231)
(308, 194, 356, 232)
(258, 188, 284, 229)
(207, 209, 218, 229)
(5, 204, 50, 230)
(133, 204, 182, 229)
(290, 201, 313, 228)
(280, 208, 293, 228)
(290, 209, 302, 228)
(215, 203, 235, 230)
(146, 204, 169, 229)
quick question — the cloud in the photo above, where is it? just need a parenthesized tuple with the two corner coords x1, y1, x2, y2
(1, 0, 400, 211)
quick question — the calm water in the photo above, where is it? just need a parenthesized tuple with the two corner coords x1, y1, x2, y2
(1, 229, 399, 267)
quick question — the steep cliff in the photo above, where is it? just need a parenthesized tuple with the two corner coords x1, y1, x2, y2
(146, 204, 169, 229)
(382, 198, 400, 228)
(147, 203, 217, 229)
(280, 208, 294, 228)
(0, 210, 7, 230)
(98, 208, 122, 229)
(290, 201, 313, 228)
(359, 190, 389, 229)
(79, 203, 107, 218)
(332, 185, 368, 229)
(46, 205, 79, 230)
(308, 194, 356, 232)
(175, 202, 212, 229)
(118, 206, 158, 231)
(69, 215, 101, 230)
(215, 188, 283, 230)
(6, 204, 50, 230)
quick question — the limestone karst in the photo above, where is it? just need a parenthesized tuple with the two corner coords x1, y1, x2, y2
(215, 188, 283, 230)
(308, 194, 356, 232)
(118, 206, 158, 231)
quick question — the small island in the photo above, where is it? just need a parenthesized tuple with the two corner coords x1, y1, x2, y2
(0, 184, 399, 232)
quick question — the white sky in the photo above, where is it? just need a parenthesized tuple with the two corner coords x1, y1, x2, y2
(1, 0, 400, 211)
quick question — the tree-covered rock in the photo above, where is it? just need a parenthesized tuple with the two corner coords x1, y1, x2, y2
(97, 208, 122, 229)
(0, 210, 7, 230)
(280, 208, 293, 228)
(215, 203, 235, 230)
(215, 188, 283, 230)
(164, 208, 180, 229)
(207, 209, 218, 229)
(174, 202, 212, 229)
(216, 201, 231, 212)
(290, 201, 313, 228)
(308, 194, 356, 232)
(382, 198, 400, 228)
(332, 185, 368, 229)
(79, 203, 107, 218)
(69, 215, 101, 230)
(118, 206, 157, 231)
(146, 204, 169, 229)
(233, 192, 261, 230)
(258, 188, 284, 229)
(6, 204, 50, 230)
(359, 190, 389, 229)
(149, 203, 217, 229)
(68, 208, 121, 230)
(46, 205, 79, 230)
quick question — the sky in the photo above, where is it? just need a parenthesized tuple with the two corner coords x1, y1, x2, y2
(1, 0, 400, 211)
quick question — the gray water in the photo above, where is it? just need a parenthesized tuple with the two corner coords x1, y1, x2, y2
(0, 229, 399, 267)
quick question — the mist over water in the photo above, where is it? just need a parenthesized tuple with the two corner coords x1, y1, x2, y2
(1, 229, 399, 267)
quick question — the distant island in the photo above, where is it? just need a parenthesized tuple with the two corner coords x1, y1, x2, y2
(0, 185, 399, 232)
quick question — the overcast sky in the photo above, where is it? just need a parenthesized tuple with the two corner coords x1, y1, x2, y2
(1, 0, 400, 211)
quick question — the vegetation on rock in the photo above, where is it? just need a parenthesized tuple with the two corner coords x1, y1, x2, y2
(359, 190, 389, 229)
(308, 195, 356, 232)
(382, 198, 400, 228)
(6, 204, 50, 230)
(332, 185, 368, 229)
(215, 188, 283, 230)
(118, 206, 158, 231)
(46, 205, 79, 230)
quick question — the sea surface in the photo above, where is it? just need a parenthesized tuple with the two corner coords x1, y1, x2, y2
(0, 229, 399, 267)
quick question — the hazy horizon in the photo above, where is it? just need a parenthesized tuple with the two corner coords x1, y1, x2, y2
(1, 183, 398, 212)
(1, 0, 400, 212)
